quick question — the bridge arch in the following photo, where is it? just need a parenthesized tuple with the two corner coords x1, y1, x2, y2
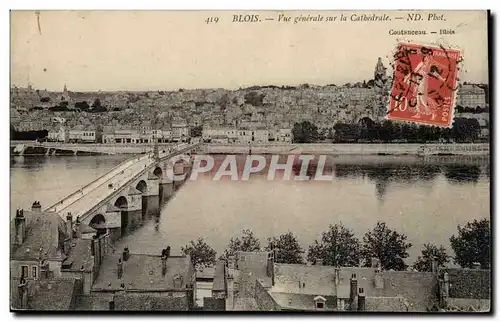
(90, 213, 106, 226)
(136, 180, 148, 194)
(89, 213, 106, 235)
(115, 196, 128, 209)
(153, 166, 163, 178)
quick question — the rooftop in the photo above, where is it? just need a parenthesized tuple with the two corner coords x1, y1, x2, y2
(11, 278, 79, 311)
(61, 238, 93, 272)
(270, 292, 337, 311)
(10, 210, 67, 261)
(113, 293, 190, 311)
(92, 253, 194, 292)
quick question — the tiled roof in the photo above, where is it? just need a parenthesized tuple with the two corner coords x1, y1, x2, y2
(445, 268, 490, 300)
(113, 293, 190, 311)
(10, 278, 79, 311)
(270, 292, 337, 311)
(92, 253, 193, 291)
(10, 211, 67, 261)
(272, 263, 338, 296)
(62, 239, 93, 272)
(74, 294, 114, 311)
(365, 297, 409, 312)
(370, 271, 437, 312)
(236, 251, 272, 297)
(196, 267, 215, 280)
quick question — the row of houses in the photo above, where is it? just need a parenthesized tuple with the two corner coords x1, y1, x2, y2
(10, 203, 490, 311)
(202, 127, 293, 144)
(47, 124, 191, 144)
(102, 124, 189, 144)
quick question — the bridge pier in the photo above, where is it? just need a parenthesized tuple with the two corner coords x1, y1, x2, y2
(160, 180, 174, 202)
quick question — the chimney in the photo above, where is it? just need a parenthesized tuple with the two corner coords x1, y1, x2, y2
(14, 209, 26, 245)
(117, 258, 123, 279)
(161, 249, 167, 276)
(349, 273, 358, 311)
(443, 272, 450, 299)
(374, 269, 384, 289)
(349, 273, 358, 304)
(267, 251, 275, 286)
(357, 287, 366, 311)
(316, 259, 323, 266)
(75, 216, 81, 238)
(472, 262, 481, 270)
(228, 255, 235, 270)
(371, 257, 379, 268)
(31, 201, 41, 212)
(66, 212, 73, 242)
(18, 278, 28, 309)
(334, 268, 340, 286)
(122, 247, 130, 261)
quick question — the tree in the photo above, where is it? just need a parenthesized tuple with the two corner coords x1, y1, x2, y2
(190, 125, 203, 137)
(450, 219, 490, 269)
(244, 91, 265, 106)
(92, 98, 102, 108)
(412, 243, 450, 272)
(75, 101, 90, 110)
(223, 229, 261, 259)
(265, 232, 304, 264)
(307, 224, 361, 266)
(361, 221, 412, 271)
(181, 238, 217, 270)
(292, 121, 319, 143)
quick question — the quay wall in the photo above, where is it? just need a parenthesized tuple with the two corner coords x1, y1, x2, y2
(203, 143, 490, 156)
(10, 142, 490, 156)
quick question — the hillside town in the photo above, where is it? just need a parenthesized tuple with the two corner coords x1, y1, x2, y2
(10, 58, 490, 144)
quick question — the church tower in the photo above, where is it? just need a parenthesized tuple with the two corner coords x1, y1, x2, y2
(373, 58, 390, 121)
(61, 84, 70, 101)
(374, 57, 387, 81)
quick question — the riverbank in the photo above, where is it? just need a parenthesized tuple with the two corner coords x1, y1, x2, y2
(10, 141, 489, 156)
(202, 143, 490, 156)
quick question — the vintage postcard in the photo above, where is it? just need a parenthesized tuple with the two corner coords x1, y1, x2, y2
(10, 10, 490, 312)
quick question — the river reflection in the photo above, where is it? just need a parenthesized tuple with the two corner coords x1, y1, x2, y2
(10, 154, 490, 265)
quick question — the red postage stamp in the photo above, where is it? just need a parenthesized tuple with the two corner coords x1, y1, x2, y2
(387, 42, 461, 127)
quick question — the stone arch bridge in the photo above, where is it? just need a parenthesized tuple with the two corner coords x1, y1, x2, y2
(43, 143, 201, 239)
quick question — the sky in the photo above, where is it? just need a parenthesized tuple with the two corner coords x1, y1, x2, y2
(10, 10, 489, 91)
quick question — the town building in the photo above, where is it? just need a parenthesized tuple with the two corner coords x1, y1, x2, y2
(48, 127, 69, 142)
(457, 84, 487, 108)
(172, 122, 190, 142)
(202, 126, 292, 144)
(10, 201, 110, 310)
(87, 247, 196, 311)
(215, 251, 490, 312)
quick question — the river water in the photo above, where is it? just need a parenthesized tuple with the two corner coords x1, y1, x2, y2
(10, 154, 490, 264)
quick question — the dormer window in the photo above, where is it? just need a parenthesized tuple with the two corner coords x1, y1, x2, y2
(314, 295, 326, 310)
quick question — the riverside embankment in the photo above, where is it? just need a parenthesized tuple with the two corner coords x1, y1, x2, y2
(202, 143, 489, 156)
(10, 141, 489, 156)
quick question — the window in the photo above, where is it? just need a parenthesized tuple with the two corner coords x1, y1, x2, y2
(314, 295, 326, 310)
(21, 265, 28, 278)
(31, 266, 38, 279)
